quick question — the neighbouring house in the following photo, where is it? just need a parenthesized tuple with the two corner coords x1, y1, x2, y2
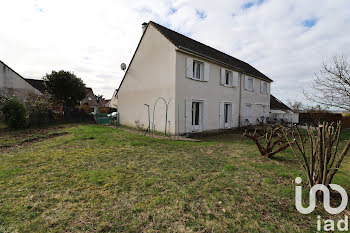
(80, 88, 98, 114)
(116, 21, 273, 135)
(109, 89, 118, 108)
(98, 99, 111, 108)
(0, 60, 42, 99)
(269, 95, 299, 124)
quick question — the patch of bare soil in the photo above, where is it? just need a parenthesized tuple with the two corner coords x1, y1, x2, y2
(112, 126, 201, 142)
(0, 131, 69, 152)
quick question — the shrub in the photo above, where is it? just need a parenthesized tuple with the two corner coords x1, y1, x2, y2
(24, 93, 53, 127)
(0, 95, 27, 129)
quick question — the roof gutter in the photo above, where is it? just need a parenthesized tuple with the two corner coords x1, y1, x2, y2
(176, 46, 272, 83)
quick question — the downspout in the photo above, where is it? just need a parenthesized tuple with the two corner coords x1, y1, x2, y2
(238, 74, 242, 128)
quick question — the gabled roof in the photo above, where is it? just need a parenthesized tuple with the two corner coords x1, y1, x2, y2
(81, 87, 98, 106)
(0, 60, 44, 93)
(24, 78, 46, 94)
(270, 95, 291, 111)
(150, 21, 272, 82)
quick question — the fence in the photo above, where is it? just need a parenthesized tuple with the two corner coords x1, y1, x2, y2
(94, 113, 119, 126)
(299, 112, 350, 128)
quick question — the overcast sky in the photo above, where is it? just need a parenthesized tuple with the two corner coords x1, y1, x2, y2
(1, 0, 349, 104)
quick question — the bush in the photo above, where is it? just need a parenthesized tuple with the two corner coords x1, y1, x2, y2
(0, 95, 27, 129)
(24, 93, 53, 127)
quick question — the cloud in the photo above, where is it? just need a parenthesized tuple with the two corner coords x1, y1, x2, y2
(0, 0, 350, 105)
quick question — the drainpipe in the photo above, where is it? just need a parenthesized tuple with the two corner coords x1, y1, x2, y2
(238, 73, 242, 128)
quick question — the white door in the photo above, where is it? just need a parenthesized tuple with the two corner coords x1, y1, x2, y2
(192, 101, 202, 131)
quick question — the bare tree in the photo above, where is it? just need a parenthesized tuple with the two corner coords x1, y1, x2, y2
(283, 122, 350, 189)
(304, 55, 350, 111)
(287, 99, 304, 112)
(243, 125, 293, 159)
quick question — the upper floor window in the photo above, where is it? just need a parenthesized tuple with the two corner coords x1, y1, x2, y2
(186, 57, 209, 82)
(260, 81, 268, 94)
(244, 76, 253, 91)
(220, 68, 237, 87)
(88, 97, 92, 101)
(225, 70, 232, 86)
(193, 61, 202, 80)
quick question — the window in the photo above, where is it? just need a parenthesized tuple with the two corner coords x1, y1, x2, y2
(260, 105, 267, 123)
(192, 101, 201, 130)
(245, 104, 252, 122)
(225, 70, 232, 86)
(245, 77, 253, 91)
(88, 97, 92, 101)
(224, 103, 230, 124)
(193, 61, 202, 80)
(260, 81, 267, 94)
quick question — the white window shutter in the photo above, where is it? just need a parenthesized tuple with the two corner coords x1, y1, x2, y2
(203, 63, 210, 81)
(267, 82, 270, 94)
(219, 102, 224, 128)
(203, 101, 208, 130)
(186, 57, 193, 79)
(185, 99, 192, 132)
(232, 72, 238, 87)
(260, 81, 264, 93)
(220, 68, 225, 85)
(230, 104, 235, 127)
(252, 78, 256, 91)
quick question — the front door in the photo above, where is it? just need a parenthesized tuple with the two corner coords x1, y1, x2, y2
(192, 101, 202, 131)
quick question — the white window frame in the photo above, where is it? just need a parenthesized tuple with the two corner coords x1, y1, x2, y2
(224, 103, 232, 128)
(260, 81, 268, 94)
(245, 77, 254, 91)
(245, 104, 252, 123)
(191, 101, 203, 131)
(193, 60, 203, 80)
(224, 70, 232, 86)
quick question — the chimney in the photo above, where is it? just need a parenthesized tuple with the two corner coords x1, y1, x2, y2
(142, 22, 147, 34)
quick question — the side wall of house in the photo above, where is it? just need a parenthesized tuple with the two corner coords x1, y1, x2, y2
(0, 62, 41, 99)
(240, 76, 271, 126)
(118, 25, 177, 134)
(175, 51, 241, 134)
(175, 51, 272, 134)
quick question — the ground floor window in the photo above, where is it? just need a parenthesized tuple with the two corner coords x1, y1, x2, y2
(224, 103, 231, 125)
(245, 104, 252, 123)
(192, 101, 202, 130)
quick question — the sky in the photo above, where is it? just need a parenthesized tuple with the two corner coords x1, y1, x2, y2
(1, 0, 350, 104)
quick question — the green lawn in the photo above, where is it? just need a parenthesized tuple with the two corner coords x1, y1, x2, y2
(0, 125, 349, 232)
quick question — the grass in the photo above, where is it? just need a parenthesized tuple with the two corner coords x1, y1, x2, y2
(0, 125, 349, 232)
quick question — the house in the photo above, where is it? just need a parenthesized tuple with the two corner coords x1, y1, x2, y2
(80, 88, 98, 113)
(116, 21, 273, 135)
(109, 89, 118, 108)
(98, 99, 111, 108)
(0, 60, 42, 99)
(269, 95, 299, 124)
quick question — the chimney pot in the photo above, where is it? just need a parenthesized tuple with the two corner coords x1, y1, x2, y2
(142, 22, 147, 34)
